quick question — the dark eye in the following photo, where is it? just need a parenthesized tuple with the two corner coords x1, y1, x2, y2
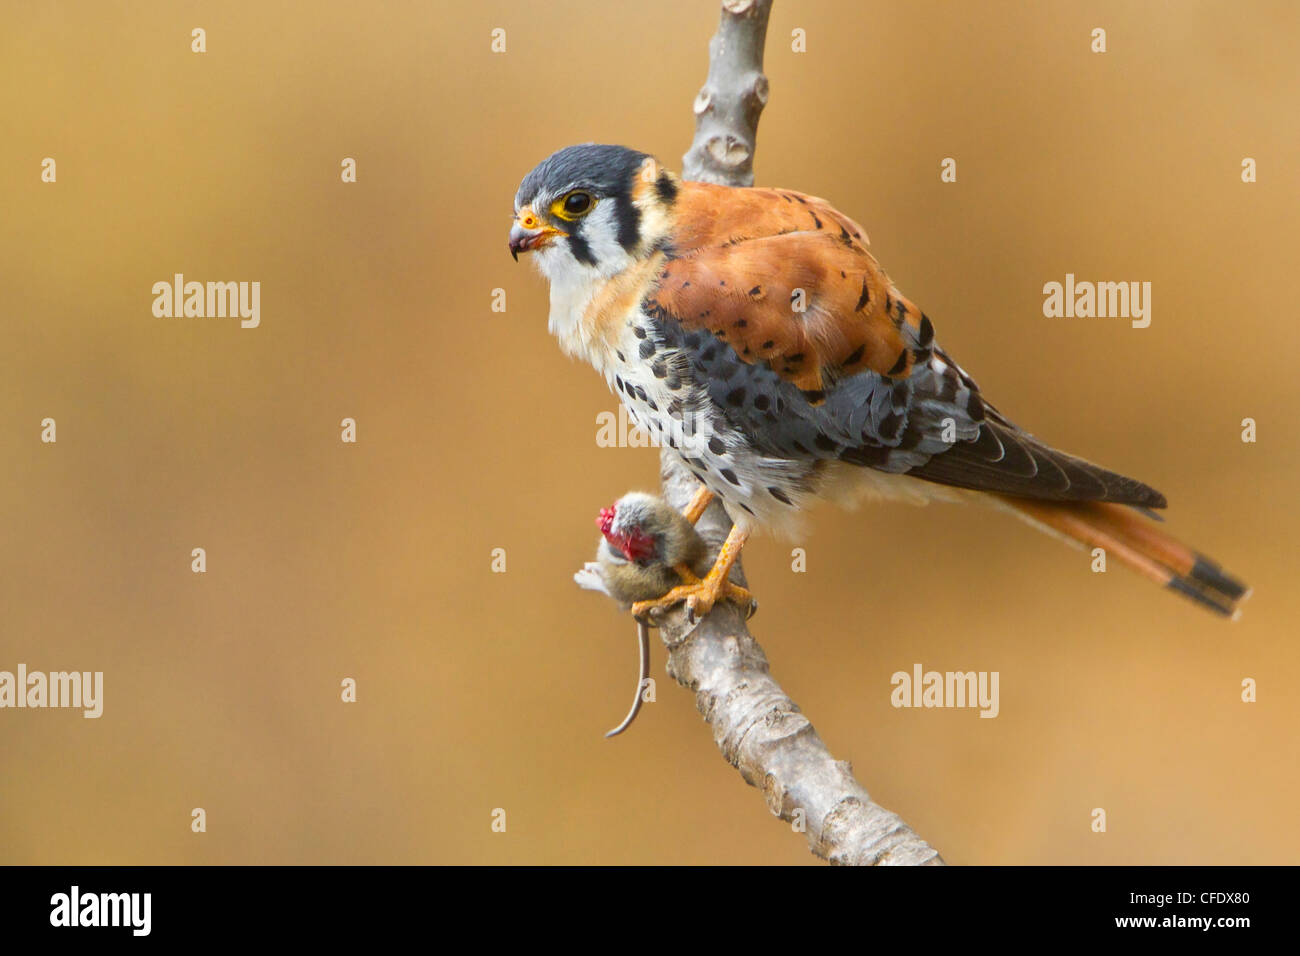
(563, 192, 592, 216)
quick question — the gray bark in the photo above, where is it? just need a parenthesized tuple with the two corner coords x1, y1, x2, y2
(672, 0, 944, 865)
(653, 460, 944, 865)
(683, 0, 773, 186)
(583, 0, 945, 865)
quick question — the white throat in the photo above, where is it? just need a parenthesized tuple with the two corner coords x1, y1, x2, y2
(533, 248, 603, 360)
(532, 237, 635, 365)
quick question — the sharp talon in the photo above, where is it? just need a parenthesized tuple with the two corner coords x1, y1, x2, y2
(625, 529, 751, 625)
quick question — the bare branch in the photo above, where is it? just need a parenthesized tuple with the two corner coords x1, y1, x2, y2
(665, 0, 945, 865)
(683, 0, 773, 186)
(575, 0, 942, 865)
(654, 458, 943, 864)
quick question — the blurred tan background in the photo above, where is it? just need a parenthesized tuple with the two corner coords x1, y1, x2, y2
(2, 0, 1296, 865)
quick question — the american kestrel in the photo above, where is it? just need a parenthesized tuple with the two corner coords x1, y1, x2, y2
(512, 144, 1249, 621)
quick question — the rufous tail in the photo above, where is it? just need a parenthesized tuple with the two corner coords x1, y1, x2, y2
(999, 497, 1250, 619)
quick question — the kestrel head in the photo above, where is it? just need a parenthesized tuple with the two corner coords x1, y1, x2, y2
(510, 144, 678, 281)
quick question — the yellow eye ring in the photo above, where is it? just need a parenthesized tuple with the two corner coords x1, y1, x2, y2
(551, 191, 594, 221)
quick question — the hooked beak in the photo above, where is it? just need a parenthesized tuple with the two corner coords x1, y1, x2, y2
(509, 207, 562, 261)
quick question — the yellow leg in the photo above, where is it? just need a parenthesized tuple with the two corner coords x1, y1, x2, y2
(671, 563, 701, 584)
(632, 525, 753, 622)
(682, 485, 715, 525)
